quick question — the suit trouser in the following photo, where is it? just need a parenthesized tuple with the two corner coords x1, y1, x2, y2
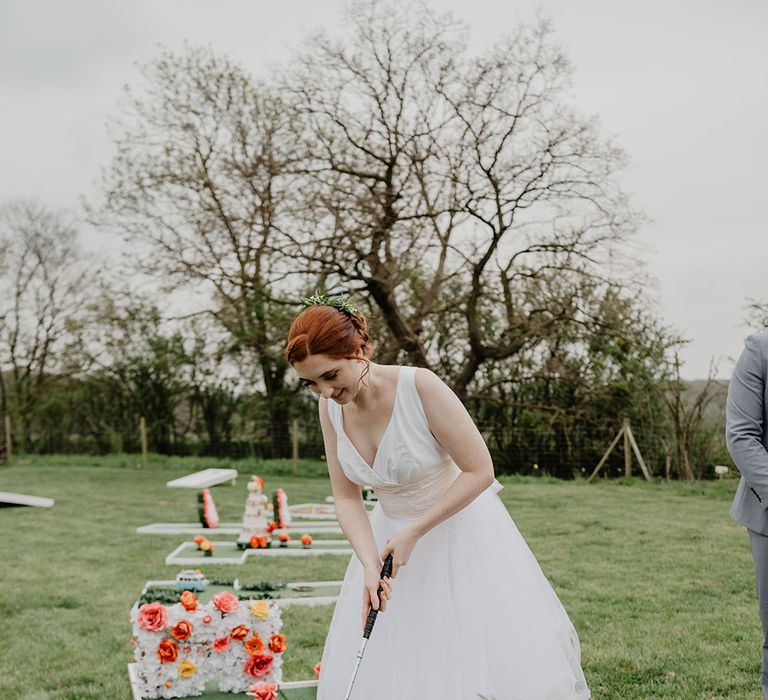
(748, 528, 768, 699)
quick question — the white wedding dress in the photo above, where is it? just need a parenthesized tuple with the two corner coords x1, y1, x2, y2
(317, 366, 590, 699)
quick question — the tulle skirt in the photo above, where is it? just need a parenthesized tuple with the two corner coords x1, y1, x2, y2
(316, 488, 590, 699)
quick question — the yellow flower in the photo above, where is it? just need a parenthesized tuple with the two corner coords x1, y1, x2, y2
(178, 659, 196, 679)
(250, 600, 270, 620)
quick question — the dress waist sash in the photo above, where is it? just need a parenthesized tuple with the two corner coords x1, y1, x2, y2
(373, 460, 503, 518)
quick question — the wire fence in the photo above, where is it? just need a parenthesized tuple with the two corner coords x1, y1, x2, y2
(1, 408, 732, 480)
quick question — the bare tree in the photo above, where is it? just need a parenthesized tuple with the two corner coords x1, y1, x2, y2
(746, 298, 768, 330)
(284, 1, 469, 365)
(286, 3, 641, 397)
(663, 350, 721, 480)
(0, 200, 96, 451)
(90, 46, 305, 456)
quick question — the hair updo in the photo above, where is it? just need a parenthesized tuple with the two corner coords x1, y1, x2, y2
(284, 305, 375, 378)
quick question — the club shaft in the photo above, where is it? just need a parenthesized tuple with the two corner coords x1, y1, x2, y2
(343, 638, 368, 700)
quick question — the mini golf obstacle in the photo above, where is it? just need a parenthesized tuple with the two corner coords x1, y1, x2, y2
(128, 665, 317, 700)
(129, 573, 324, 700)
(137, 521, 343, 536)
(136, 578, 342, 608)
(167, 468, 239, 529)
(166, 539, 353, 566)
(0, 491, 54, 508)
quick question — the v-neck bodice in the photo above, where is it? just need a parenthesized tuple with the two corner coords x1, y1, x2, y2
(327, 365, 453, 489)
(326, 365, 503, 517)
(339, 366, 403, 469)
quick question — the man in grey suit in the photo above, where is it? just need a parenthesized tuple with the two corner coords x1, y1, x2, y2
(727, 333, 768, 698)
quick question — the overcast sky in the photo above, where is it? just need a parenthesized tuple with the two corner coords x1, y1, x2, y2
(1, 0, 766, 379)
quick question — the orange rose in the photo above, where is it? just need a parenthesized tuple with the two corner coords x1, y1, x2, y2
(137, 602, 168, 632)
(193, 535, 204, 545)
(278, 533, 290, 542)
(157, 638, 178, 664)
(268, 634, 287, 654)
(171, 620, 192, 641)
(249, 534, 261, 549)
(267, 521, 277, 533)
(212, 590, 239, 614)
(300, 533, 312, 546)
(180, 591, 198, 612)
(243, 653, 274, 679)
(246, 681, 278, 700)
(230, 624, 250, 641)
(214, 636, 230, 653)
(244, 633, 265, 655)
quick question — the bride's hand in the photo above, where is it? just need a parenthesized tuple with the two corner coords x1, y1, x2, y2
(361, 564, 393, 630)
(379, 525, 420, 578)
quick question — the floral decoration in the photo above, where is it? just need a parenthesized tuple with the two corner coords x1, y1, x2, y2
(246, 681, 279, 700)
(212, 591, 239, 614)
(179, 591, 198, 612)
(244, 633, 265, 655)
(250, 600, 270, 620)
(170, 620, 192, 641)
(131, 589, 285, 698)
(138, 602, 168, 632)
(268, 634, 287, 654)
(243, 653, 274, 679)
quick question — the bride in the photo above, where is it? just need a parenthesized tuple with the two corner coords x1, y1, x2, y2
(284, 294, 590, 699)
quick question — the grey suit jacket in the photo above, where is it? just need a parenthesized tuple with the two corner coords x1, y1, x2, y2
(727, 333, 768, 535)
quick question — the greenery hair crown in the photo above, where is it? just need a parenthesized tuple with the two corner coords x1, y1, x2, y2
(300, 290, 359, 317)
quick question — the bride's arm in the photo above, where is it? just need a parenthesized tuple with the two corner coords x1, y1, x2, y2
(380, 368, 495, 575)
(318, 397, 380, 570)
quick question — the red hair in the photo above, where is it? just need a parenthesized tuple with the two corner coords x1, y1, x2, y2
(284, 305, 375, 368)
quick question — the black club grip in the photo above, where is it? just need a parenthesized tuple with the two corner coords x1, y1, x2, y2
(363, 553, 393, 639)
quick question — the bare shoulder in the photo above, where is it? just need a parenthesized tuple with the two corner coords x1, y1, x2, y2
(317, 396, 336, 436)
(412, 367, 494, 480)
(414, 366, 448, 396)
(413, 367, 462, 412)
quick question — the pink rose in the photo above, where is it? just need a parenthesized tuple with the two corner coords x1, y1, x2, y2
(137, 603, 168, 632)
(212, 591, 239, 614)
(203, 615, 212, 624)
(246, 681, 279, 700)
(213, 636, 230, 653)
(243, 653, 274, 679)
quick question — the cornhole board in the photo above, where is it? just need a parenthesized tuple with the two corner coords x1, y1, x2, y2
(0, 491, 54, 508)
(166, 540, 353, 566)
(128, 664, 318, 700)
(136, 522, 342, 536)
(135, 579, 342, 609)
(167, 469, 238, 489)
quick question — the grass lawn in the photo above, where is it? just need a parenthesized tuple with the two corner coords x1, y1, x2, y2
(0, 456, 760, 699)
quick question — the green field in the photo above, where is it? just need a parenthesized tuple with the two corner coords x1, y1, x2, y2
(0, 457, 761, 699)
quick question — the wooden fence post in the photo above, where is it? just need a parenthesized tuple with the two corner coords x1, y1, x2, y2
(623, 417, 631, 478)
(4, 415, 11, 462)
(140, 417, 149, 469)
(291, 419, 300, 472)
(588, 418, 652, 482)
